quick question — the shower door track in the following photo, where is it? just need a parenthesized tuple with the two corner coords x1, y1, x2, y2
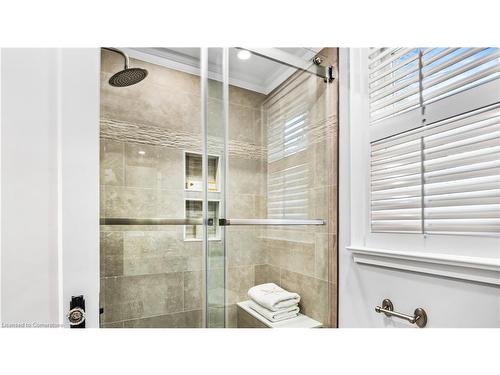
(237, 48, 334, 82)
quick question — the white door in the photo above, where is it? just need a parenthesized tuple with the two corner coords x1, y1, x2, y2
(1, 48, 101, 328)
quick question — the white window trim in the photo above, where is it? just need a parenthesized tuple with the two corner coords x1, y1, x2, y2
(339, 48, 500, 285)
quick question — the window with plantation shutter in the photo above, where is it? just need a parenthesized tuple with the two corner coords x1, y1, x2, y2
(368, 47, 500, 237)
(371, 103, 500, 236)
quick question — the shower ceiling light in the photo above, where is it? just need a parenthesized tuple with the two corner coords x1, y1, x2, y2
(138, 150, 146, 155)
(237, 50, 251, 60)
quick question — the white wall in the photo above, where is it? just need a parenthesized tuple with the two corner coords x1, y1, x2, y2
(1, 49, 60, 325)
(1, 48, 100, 327)
(339, 259, 500, 328)
(338, 48, 500, 328)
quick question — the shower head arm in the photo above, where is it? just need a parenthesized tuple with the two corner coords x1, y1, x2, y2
(102, 47, 130, 69)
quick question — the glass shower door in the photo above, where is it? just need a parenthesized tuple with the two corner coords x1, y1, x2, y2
(205, 48, 338, 327)
(100, 47, 213, 328)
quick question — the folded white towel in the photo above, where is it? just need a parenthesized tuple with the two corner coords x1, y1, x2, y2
(248, 301, 299, 322)
(248, 283, 300, 311)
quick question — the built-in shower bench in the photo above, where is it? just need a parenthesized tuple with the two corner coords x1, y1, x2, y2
(236, 300, 322, 328)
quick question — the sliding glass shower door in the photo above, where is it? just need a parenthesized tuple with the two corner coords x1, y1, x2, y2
(100, 48, 210, 328)
(99, 47, 337, 328)
(205, 48, 337, 327)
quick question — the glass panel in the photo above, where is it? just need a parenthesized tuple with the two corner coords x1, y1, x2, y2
(223, 48, 338, 327)
(99, 47, 206, 328)
(205, 47, 227, 327)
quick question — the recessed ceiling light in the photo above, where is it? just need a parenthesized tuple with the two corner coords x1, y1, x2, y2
(237, 50, 251, 60)
(138, 150, 146, 155)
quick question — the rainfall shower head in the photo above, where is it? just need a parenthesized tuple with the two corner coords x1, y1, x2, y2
(102, 47, 148, 87)
(108, 68, 148, 87)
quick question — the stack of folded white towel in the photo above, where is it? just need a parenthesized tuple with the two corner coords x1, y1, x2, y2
(247, 283, 301, 323)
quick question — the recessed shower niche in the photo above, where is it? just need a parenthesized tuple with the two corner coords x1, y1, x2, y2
(184, 199, 220, 241)
(184, 151, 220, 192)
(99, 47, 338, 328)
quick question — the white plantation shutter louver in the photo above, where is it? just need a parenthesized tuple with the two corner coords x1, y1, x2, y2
(422, 48, 500, 104)
(369, 48, 421, 123)
(371, 103, 500, 236)
(369, 48, 500, 123)
(368, 47, 500, 237)
(370, 131, 423, 233)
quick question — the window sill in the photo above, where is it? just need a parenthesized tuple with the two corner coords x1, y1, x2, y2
(347, 246, 500, 286)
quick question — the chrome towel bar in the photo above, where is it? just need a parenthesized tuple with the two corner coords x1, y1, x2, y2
(375, 299, 428, 328)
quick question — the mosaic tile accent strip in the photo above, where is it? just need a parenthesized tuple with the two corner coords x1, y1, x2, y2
(100, 118, 266, 160)
(100, 116, 336, 161)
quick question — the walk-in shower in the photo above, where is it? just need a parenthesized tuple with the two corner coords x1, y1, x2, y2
(99, 47, 338, 328)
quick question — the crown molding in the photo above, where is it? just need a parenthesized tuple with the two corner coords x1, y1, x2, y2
(123, 47, 319, 95)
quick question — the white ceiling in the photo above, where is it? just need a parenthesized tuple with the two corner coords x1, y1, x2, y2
(123, 47, 321, 94)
